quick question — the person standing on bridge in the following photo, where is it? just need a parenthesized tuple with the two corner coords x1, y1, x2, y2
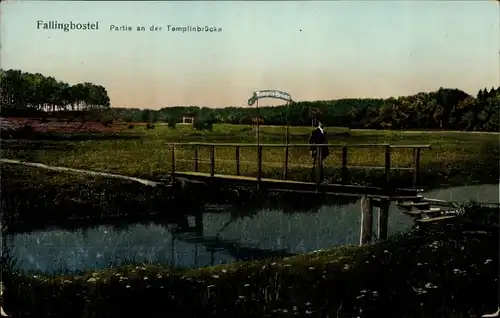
(308, 122, 329, 182)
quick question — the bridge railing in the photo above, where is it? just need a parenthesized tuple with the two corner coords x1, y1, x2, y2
(166, 143, 431, 189)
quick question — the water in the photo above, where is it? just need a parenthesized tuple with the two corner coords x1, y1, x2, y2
(5, 184, 499, 275)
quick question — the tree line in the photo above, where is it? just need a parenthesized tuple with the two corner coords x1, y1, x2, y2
(1, 69, 498, 132)
(0, 69, 110, 113)
(113, 87, 499, 132)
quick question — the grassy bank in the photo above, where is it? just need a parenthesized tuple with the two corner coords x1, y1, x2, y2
(2, 222, 498, 318)
(1, 124, 499, 189)
(0, 164, 177, 231)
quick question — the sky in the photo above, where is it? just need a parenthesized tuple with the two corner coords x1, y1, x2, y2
(1, 1, 499, 109)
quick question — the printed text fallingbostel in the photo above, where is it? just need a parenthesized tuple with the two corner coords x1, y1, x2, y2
(37, 21, 99, 32)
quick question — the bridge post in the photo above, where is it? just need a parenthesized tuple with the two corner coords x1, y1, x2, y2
(171, 145, 176, 183)
(283, 145, 289, 180)
(341, 146, 348, 184)
(235, 146, 240, 176)
(193, 145, 199, 172)
(384, 145, 391, 190)
(210, 145, 215, 177)
(360, 195, 373, 245)
(315, 145, 322, 191)
(257, 145, 262, 182)
(412, 148, 421, 188)
(377, 198, 390, 240)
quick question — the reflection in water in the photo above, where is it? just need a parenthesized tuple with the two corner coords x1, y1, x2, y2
(5, 184, 499, 275)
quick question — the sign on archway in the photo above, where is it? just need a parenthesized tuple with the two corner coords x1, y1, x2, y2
(247, 90, 293, 106)
(246, 89, 294, 146)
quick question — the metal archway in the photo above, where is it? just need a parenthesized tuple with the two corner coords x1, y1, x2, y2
(247, 90, 294, 145)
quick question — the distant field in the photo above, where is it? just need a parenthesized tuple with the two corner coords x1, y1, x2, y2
(1, 117, 499, 188)
(0, 117, 129, 134)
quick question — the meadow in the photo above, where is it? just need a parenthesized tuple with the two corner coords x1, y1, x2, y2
(2, 121, 499, 189)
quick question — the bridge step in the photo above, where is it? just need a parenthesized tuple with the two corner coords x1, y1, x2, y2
(416, 215, 457, 223)
(418, 208, 443, 214)
(397, 201, 430, 210)
(403, 207, 441, 215)
(421, 198, 455, 206)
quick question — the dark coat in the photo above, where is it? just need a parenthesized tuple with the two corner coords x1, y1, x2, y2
(308, 128, 329, 160)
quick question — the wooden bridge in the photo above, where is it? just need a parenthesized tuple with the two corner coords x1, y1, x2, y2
(166, 142, 434, 245)
(167, 142, 430, 198)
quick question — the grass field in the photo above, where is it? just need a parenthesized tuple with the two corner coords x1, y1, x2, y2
(1, 122, 499, 188)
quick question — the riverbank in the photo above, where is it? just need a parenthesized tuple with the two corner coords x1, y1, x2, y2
(0, 164, 174, 232)
(1, 124, 499, 189)
(2, 222, 498, 318)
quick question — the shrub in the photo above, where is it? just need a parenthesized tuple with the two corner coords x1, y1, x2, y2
(193, 119, 214, 131)
(146, 123, 155, 130)
(100, 118, 113, 128)
(167, 118, 177, 129)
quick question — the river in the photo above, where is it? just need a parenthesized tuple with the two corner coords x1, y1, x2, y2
(4, 184, 499, 275)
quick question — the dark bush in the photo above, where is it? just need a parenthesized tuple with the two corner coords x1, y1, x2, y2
(193, 119, 214, 131)
(100, 118, 113, 127)
(167, 118, 177, 129)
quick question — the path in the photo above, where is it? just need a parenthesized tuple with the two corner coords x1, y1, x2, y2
(0, 159, 161, 187)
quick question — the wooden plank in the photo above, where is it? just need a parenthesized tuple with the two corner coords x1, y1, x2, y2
(166, 142, 431, 149)
(263, 188, 364, 198)
(403, 207, 441, 215)
(397, 201, 430, 209)
(174, 158, 415, 171)
(175, 171, 311, 183)
(389, 145, 432, 149)
(172, 172, 420, 197)
(246, 188, 422, 200)
(393, 195, 424, 200)
(419, 208, 443, 214)
(421, 198, 455, 207)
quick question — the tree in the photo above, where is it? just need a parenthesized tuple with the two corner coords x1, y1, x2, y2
(141, 109, 152, 123)
(0, 69, 111, 112)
